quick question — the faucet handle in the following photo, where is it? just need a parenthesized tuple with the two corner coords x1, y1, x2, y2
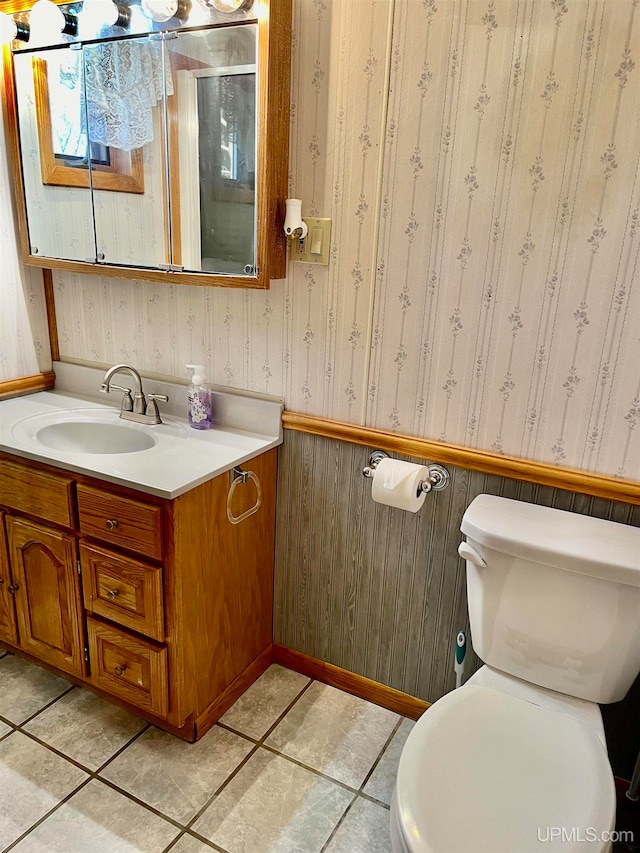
(105, 384, 134, 412)
(145, 394, 168, 424)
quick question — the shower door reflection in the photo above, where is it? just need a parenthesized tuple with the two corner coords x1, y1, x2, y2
(170, 26, 257, 276)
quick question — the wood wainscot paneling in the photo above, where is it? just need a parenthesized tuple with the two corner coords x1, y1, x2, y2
(273, 426, 640, 777)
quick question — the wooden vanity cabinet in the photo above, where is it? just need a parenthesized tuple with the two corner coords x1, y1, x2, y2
(7, 516, 86, 678)
(0, 513, 18, 646)
(0, 449, 277, 740)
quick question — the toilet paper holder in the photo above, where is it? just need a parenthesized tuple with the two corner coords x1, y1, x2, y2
(362, 451, 450, 494)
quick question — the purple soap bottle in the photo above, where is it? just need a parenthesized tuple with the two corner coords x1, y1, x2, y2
(186, 364, 212, 430)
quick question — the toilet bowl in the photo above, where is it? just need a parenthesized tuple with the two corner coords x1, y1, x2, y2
(390, 495, 640, 853)
(390, 667, 615, 853)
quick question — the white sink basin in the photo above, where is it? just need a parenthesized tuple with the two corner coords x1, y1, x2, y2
(36, 421, 156, 454)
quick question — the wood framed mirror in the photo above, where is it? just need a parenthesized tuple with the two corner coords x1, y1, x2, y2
(2, 0, 291, 289)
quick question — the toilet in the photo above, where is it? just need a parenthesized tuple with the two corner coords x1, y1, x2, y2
(391, 494, 640, 853)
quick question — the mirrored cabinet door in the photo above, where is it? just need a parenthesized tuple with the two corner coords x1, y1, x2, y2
(85, 37, 171, 269)
(13, 46, 97, 263)
(168, 25, 258, 277)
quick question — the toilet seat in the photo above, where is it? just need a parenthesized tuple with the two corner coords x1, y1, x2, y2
(392, 683, 616, 853)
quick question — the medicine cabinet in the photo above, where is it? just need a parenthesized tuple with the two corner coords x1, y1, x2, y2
(3, 0, 291, 289)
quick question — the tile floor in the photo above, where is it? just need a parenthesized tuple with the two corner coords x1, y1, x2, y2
(0, 650, 414, 853)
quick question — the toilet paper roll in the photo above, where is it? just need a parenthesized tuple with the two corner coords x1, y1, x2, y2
(371, 458, 429, 512)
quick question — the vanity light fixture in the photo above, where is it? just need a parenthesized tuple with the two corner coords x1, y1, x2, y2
(141, 0, 191, 22)
(79, 0, 130, 31)
(30, 0, 78, 39)
(0, 12, 30, 43)
(209, 0, 253, 12)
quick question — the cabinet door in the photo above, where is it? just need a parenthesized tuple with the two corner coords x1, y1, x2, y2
(0, 514, 18, 645)
(7, 517, 85, 678)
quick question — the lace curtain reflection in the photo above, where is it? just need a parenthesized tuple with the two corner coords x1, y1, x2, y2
(59, 40, 173, 152)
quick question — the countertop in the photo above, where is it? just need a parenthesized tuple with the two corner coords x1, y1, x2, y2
(0, 366, 283, 499)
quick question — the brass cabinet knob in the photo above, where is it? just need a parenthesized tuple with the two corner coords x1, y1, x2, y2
(8, 583, 19, 594)
(107, 588, 120, 600)
(114, 663, 127, 676)
(105, 519, 119, 531)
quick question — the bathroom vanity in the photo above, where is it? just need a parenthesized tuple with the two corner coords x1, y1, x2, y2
(0, 374, 282, 740)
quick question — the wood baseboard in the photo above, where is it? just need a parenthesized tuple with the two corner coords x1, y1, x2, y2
(0, 371, 55, 400)
(195, 644, 274, 738)
(282, 411, 640, 505)
(272, 644, 429, 720)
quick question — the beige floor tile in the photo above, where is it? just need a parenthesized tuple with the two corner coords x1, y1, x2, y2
(363, 718, 415, 805)
(100, 725, 254, 824)
(24, 688, 146, 771)
(0, 655, 70, 724)
(193, 747, 353, 853)
(0, 731, 88, 849)
(265, 682, 399, 788)
(0, 720, 12, 739)
(220, 664, 310, 739)
(324, 797, 392, 853)
(169, 834, 216, 853)
(10, 778, 179, 853)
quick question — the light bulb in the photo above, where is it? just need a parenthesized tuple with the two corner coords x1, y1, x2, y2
(0, 12, 18, 43)
(141, 0, 190, 22)
(210, 0, 252, 11)
(186, 0, 208, 26)
(79, 0, 129, 33)
(30, 0, 77, 41)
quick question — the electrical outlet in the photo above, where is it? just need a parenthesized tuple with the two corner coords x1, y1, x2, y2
(289, 217, 331, 265)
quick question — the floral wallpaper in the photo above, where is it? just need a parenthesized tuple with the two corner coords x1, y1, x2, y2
(52, 0, 639, 480)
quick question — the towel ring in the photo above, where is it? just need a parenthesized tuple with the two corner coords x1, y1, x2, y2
(227, 466, 262, 525)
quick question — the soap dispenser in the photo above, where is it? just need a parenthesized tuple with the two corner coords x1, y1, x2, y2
(186, 364, 212, 430)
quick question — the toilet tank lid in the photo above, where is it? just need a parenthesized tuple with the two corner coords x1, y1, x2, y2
(461, 494, 640, 587)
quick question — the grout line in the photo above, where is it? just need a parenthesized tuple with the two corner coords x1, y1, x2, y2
(358, 790, 391, 810)
(178, 679, 317, 844)
(259, 743, 360, 796)
(161, 829, 223, 853)
(1, 777, 94, 853)
(358, 714, 402, 791)
(1, 669, 401, 853)
(0, 722, 154, 853)
(318, 793, 360, 853)
(180, 828, 232, 853)
(93, 723, 151, 775)
(15, 685, 76, 728)
(95, 776, 188, 833)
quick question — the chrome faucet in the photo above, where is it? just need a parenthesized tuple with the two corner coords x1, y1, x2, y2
(100, 364, 168, 425)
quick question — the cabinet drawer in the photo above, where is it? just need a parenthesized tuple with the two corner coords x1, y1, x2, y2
(80, 544, 164, 641)
(0, 457, 75, 528)
(77, 486, 163, 560)
(87, 618, 168, 718)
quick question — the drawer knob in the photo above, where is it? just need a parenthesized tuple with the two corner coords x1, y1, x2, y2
(107, 588, 120, 600)
(114, 663, 127, 676)
(105, 519, 119, 531)
(8, 583, 19, 594)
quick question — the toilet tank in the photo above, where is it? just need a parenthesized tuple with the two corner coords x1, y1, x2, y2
(460, 495, 640, 704)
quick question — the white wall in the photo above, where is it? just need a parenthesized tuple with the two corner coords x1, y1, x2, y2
(52, 0, 640, 480)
